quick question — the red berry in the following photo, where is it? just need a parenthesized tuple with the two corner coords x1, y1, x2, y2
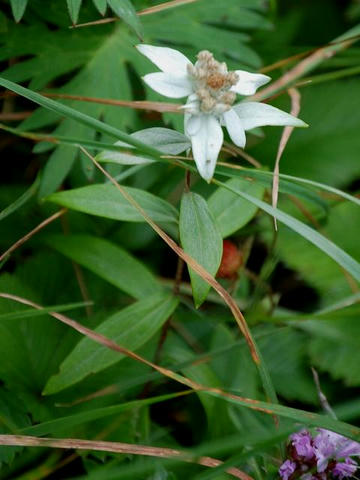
(217, 239, 242, 279)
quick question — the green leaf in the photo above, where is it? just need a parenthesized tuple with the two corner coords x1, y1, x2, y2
(97, 128, 190, 166)
(10, 0, 29, 22)
(47, 184, 178, 224)
(179, 192, 223, 307)
(0, 79, 160, 159)
(251, 79, 360, 187)
(262, 202, 360, 305)
(215, 165, 360, 209)
(44, 293, 179, 394)
(0, 174, 39, 222)
(43, 234, 162, 299)
(22, 391, 188, 436)
(93, 0, 107, 15)
(214, 179, 360, 283)
(208, 177, 265, 237)
(294, 304, 360, 386)
(107, 0, 143, 39)
(66, 0, 82, 24)
(0, 301, 92, 321)
(0, 388, 30, 466)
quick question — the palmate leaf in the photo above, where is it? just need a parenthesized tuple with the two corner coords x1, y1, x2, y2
(0, 0, 266, 195)
(9, 0, 29, 22)
(67, 0, 83, 25)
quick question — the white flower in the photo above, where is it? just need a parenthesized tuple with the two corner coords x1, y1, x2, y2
(137, 44, 308, 182)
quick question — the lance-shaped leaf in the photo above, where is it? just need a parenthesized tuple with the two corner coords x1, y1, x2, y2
(47, 184, 179, 224)
(107, 0, 143, 39)
(43, 234, 162, 299)
(44, 293, 179, 394)
(179, 192, 223, 308)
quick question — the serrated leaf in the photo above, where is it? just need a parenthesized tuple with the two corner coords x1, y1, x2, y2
(10, 0, 29, 22)
(44, 293, 179, 394)
(179, 192, 223, 308)
(107, 0, 143, 39)
(208, 177, 265, 237)
(0, 1, 264, 191)
(43, 234, 162, 299)
(294, 305, 360, 386)
(67, 0, 82, 24)
(93, 0, 107, 15)
(47, 184, 178, 224)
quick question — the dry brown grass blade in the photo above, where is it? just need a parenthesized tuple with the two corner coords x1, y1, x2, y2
(0, 209, 67, 263)
(71, 0, 199, 28)
(138, 0, 198, 16)
(252, 35, 359, 102)
(272, 88, 301, 230)
(35, 93, 181, 113)
(259, 33, 360, 74)
(0, 434, 251, 479)
(0, 111, 32, 121)
(79, 146, 259, 364)
(0, 291, 274, 417)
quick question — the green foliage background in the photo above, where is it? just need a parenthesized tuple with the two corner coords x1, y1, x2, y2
(0, 0, 360, 478)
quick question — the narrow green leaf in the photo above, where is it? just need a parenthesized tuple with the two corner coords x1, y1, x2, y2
(0, 78, 162, 160)
(215, 165, 360, 208)
(206, 390, 360, 441)
(93, 0, 107, 15)
(66, 0, 82, 24)
(179, 192, 223, 308)
(213, 178, 360, 283)
(107, 0, 143, 39)
(22, 391, 189, 436)
(10, 0, 29, 22)
(0, 301, 92, 321)
(44, 234, 162, 299)
(215, 167, 328, 213)
(44, 293, 178, 394)
(47, 184, 179, 224)
(208, 177, 265, 237)
(0, 175, 40, 222)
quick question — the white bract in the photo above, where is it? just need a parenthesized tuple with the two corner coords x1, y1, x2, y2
(137, 44, 308, 182)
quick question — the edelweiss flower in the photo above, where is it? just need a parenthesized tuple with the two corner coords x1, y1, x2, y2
(136, 44, 307, 181)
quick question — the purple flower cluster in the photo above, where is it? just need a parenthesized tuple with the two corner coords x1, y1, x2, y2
(279, 429, 360, 480)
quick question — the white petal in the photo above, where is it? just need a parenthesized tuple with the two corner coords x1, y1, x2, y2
(142, 72, 193, 98)
(223, 108, 246, 148)
(232, 102, 308, 130)
(185, 114, 202, 136)
(136, 44, 192, 75)
(187, 115, 223, 182)
(231, 71, 271, 95)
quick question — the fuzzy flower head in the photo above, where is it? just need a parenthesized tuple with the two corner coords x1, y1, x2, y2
(137, 44, 307, 182)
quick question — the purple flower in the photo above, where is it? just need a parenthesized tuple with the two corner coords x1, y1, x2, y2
(333, 458, 358, 479)
(279, 460, 297, 480)
(291, 430, 314, 460)
(314, 429, 360, 472)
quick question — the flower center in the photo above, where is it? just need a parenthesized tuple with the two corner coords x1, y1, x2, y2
(187, 50, 238, 114)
